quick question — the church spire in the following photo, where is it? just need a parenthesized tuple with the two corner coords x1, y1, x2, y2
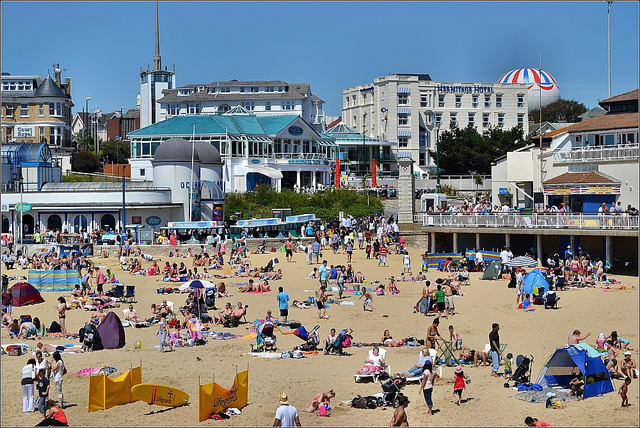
(153, 1, 161, 70)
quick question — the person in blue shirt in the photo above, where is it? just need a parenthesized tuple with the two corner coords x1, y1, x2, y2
(319, 260, 328, 287)
(276, 287, 290, 322)
(305, 224, 314, 237)
(564, 246, 572, 260)
(312, 241, 321, 264)
(329, 265, 338, 280)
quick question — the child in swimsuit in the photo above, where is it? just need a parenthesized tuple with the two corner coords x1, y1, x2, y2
(619, 377, 631, 407)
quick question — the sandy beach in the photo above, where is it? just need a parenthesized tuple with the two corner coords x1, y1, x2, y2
(2, 244, 638, 427)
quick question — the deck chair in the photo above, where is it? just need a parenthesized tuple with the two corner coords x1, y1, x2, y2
(123, 285, 136, 303)
(122, 308, 150, 328)
(354, 348, 391, 383)
(113, 285, 125, 302)
(435, 340, 456, 367)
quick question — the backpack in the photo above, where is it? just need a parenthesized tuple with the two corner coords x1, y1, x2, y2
(351, 395, 368, 409)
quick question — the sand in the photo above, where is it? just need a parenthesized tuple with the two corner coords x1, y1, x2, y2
(2, 246, 638, 427)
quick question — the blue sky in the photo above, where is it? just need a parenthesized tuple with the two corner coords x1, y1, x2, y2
(2, 1, 638, 116)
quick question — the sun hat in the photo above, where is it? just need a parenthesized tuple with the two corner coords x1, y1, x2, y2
(624, 351, 632, 356)
(546, 392, 556, 398)
(279, 391, 289, 404)
(506, 353, 513, 359)
(454, 365, 463, 374)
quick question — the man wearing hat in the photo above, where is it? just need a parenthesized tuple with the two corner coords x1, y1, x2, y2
(390, 395, 410, 426)
(621, 351, 637, 379)
(273, 391, 301, 427)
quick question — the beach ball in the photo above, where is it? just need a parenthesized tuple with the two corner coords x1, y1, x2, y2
(135, 341, 141, 349)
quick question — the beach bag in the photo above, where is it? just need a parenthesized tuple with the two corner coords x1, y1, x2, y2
(352, 395, 368, 409)
(49, 321, 62, 333)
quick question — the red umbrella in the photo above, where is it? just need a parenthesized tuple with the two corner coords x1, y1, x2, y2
(335, 157, 340, 188)
(371, 159, 377, 188)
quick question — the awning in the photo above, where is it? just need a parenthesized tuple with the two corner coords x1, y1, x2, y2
(397, 87, 411, 94)
(397, 107, 411, 114)
(499, 187, 511, 195)
(397, 130, 412, 137)
(247, 166, 283, 180)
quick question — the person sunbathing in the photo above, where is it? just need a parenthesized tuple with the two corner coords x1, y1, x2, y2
(382, 329, 399, 347)
(213, 303, 233, 326)
(240, 279, 256, 293)
(230, 302, 246, 325)
(358, 347, 385, 374)
(300, 390, 336, 413)
(292, 300, 312, 309)
(458, 346, 488, 367)
(125, 305, 142, 322)
(397, 348, 430, 377)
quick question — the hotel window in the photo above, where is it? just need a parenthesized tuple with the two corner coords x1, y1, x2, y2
(353, 116, 357, 126)
(438, 94, 445, 108)
(208, 87, 217, 94)
(9, 82, 17, 90)
(169, 104, 179, 115)
(265, 86, 275, 92)
(188, 103, 200, 114)
(240, 87, 247, 93)
(352, 95, 357, 104)
(472, 95, 479, 108)
(484, 95, 491, 108)
(6, 127, 12, 142)
(282, 101, 295, 110)
(241, 101, 255, 111)
(435, 113, 442, 128)
(38, 127, 45, 143)
(398, 137, 408, 147)
(140, 169, 146, 177)
(20, 103, 28, 117)
(398, 114, 409, 125)
(517, 113, 524, 126)
(265, 101, 271, 111)
(178, 89, 193, 95)
(517, 94, 525, 108)
(419, 132, 428, 148)
(495, 94, 503, 108)
(455, 95, 462, 108)
(419, 152, 427, 166)
(420, 96, 428, 107)
(251, 87, 259, 92)
(483, 113, 490, 128)
(2, 82, 8, 90)
(49, 102, 62, 116)
(450, 113, 458, 128)
(6, 104, 13, 117)
(345, 97, 349, 107)
(17, 82, 25, 91)
(468, 112, 475, 125)
(219, 87, 230, 93)
(38, 103, 44, 116)
(398, 94, 408, 105)
(497, 113, 505, 128)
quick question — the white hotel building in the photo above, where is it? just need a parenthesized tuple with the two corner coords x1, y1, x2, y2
(342, 74, 529, 173)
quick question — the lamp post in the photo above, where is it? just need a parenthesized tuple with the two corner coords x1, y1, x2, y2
(122, 165, 126, 246)
(19, 173, 24, 247)
(362, 112, 367, 177)
(85, 97, 91, 139)
(607, 1, 612, 98)
(435, 123, 441, 193)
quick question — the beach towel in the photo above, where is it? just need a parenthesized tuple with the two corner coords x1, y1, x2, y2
(75, 366, 118, 376)
(249, 352, 282, 359)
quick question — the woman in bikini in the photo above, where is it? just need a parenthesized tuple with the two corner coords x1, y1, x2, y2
(381, 329, 399, 347)
(56, 297, 67, 337)
(426, 318, 444, 350)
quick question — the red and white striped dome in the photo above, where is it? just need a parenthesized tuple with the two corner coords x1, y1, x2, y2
(498, 68, 560, 111)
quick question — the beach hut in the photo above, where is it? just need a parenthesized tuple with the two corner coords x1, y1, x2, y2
(481, 260, 502, 280)
(95, 311, 126, 350)
(11, 282, 45, 307)
(537, 345, 613, 399)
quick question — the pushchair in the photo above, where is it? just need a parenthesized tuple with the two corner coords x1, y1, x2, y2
(293, 324, 320, 352)
(324, 328, 353, 356)
(380, 377, 408, 408)
(261, 257, 278, 273)
(503, 354, 533, 388)
(256, 240, 267, 254)
(252, 321, 277, 352)
(79, 322, 100, 352)
(205, 287, 216, 310)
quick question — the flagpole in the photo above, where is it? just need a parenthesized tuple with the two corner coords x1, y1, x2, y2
(189, 123, 196, 221)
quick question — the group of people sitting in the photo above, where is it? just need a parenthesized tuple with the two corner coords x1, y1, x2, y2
(211, 302, 246, 327)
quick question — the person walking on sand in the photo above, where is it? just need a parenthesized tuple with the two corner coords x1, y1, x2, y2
(285, 239, 294, 263)
(360, 288, 374, 312)
(276, 286, 290, 322)
(316, 285, 328, 319)
(390, 395, 410, 426)
(419, 359, 436, 416)
(273, 391, 301, 427)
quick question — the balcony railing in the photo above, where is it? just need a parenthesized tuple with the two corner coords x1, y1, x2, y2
(272, 152, 328, 160)
(553, 145, 639, 164)
(413, 212, 639, 230)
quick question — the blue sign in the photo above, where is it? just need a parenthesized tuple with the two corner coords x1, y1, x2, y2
(288, 126, 303, 136)
(437, 84, 494, 94)
(287, 159, 327, 165)
(251, 159, 261, 164)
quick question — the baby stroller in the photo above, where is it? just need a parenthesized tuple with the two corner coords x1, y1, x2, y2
(504, 354, 533, 388)
(325, 328, 353, 356)
(79, 322, 100, 352)
(256, 240, 267, 254)
(205, 287, 216, 310)
(261, 257, 279, 273)
(381, 377, 408, 408)
(293, 324, 320, 352)
(252, 321, 277, 352)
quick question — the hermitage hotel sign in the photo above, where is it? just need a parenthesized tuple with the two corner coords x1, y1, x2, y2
(437, 84, 494, 94)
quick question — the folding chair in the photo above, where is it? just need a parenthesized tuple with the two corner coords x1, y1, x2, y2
(113, 285, 125, 302)
(124, 285, 136, 303)
(435, 340, 456, 367)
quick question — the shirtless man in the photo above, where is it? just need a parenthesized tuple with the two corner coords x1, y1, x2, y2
(300, 390, 336, 413)
(390, 395, 410, 426)
(418, 281, 431, 316)
(213, 302, 233, 326)
(1, 309, 12, 327)
(443, 280, 454, 316)
(125, 305, 141, 322)
(93, 307, 108, 325)
(230, 302, 246, 325)
(360, 288, 374, 312)
(316, 285, 328, 319)
(285, 238, 294, 263)
(568, 330, 591, 345)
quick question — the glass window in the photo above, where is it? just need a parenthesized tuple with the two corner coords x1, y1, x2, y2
(131, 142, 141, 158)
(169, 104, 179, 115)
(435, 113, 442, 128)
(208, 87, 216, 94)
(9, 82, 16, 90)
(483, 113, 490, 128)
(450, 113, 458, 128)
(398, 94, 408, 105)
(282, 101, 295, 110)
(419, 132, 428, 148)
(17, 82, 25, 91)
(484, 95, 491, 108)
(468, 112, 475, 125)
(38, 103, 44, 116)
(420, 96, 428, 107)
(240, 87, 247, 92)
(455, 95, 462, 108)
(241, 101, 255, 111)
(265, 101, 271, 111)
(419, 152, 426, 166)
(496, 94, 503, 108)
(497, 113, 505, 128)
(438, 94, 445, 108)
(5, 104, 13, 117)
(398, 114, 409, 125)
(39, 127, 45, 143)
(188, 103, 200, 114)
(472, 95, 479, 108)
(2, 82, 8, 90)
(517, 113, 524, 126)
(398, 137, 408, 147)
(140, 169, 146, 176)
(517, 94, 525, 108)
(142, 142, 151, 155)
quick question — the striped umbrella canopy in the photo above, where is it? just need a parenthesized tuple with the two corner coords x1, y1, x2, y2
(504, 256, 538, 268)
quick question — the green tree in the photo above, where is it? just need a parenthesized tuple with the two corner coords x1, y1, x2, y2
(529, 99, 587, 124)
(101, 138, 131, 164)
(428, 125, 525, 175)
(76, 134, 94, 152)
(71, 151, 100, 173)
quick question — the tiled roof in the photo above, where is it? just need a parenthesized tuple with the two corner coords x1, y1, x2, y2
(543, 170, 619, 185)
(34, 75, 67, 98)
(599, 89, 639, 104)
(532, 111, 638, 140)
(326, 118, 343, 128)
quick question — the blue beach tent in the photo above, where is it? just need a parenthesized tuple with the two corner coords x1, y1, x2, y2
(537, 345, 614, 399)
(523, 269, 548, 295)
